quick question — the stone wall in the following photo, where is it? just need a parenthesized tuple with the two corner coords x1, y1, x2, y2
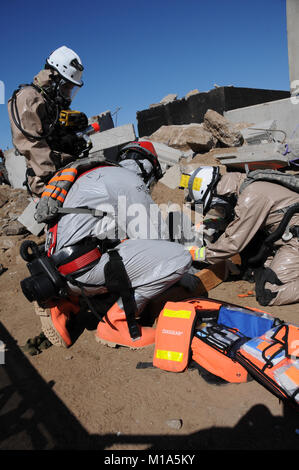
(136, 86, 290, 137)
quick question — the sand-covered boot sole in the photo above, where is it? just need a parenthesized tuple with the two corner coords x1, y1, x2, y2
(34, 302, 69, 348)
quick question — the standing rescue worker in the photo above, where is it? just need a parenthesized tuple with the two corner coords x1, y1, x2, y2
(184, 166, 299, 307)
(35, 142, 193, 348)
(8, 46, 87, 196)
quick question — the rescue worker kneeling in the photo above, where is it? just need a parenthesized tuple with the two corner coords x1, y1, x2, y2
(182, 166, 299, 307)
(21, 142, 193, 348)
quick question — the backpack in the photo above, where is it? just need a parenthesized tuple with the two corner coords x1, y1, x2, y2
(152, 298, 280, 383)
(34, 154, 118, 224)
(152, 297, 299, 407)
(236, 323, 299, 407)
(239, 169, 299, 195)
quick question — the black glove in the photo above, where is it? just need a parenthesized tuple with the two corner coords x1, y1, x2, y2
(254, 267, 282, 306)
(178, 272, 200, 292)
(59, 133, 87, 156)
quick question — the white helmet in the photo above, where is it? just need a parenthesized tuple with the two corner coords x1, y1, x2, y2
(180, 166, 220, 213)
(46, 46, 84, 86)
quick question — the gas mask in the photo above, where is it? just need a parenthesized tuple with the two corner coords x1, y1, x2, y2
(46, 71, 78, 109)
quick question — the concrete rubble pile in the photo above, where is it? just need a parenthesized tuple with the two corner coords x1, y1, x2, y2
(1, 95, 298, 238)
(0, 184, 43, 275)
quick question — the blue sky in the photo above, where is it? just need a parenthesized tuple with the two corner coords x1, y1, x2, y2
(0, 0, 289, 150)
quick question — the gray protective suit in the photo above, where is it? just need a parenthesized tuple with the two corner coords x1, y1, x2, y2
(55, 162, 192, 313)
(205, 173, 299, 306)
(7, 69, 75, 196)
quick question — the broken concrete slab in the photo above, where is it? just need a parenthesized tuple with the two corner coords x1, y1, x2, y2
(241, 120, 277, 145)
(89, 123, 136, 160)
(17, 199, 45, 236)
(159, 164, 181, 189)
(216, 142, 290, 171)
(139, 138, 186, 166)
(224, 97, 298, 140)
(4, 149, 27, 189)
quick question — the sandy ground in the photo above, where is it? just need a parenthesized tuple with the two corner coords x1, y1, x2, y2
(0, 165, 298, 453)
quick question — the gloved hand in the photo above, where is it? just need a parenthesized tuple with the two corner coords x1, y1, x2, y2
(178, 272, 200, 292)
(59, 133, 87, 156)
(186, 245, 205, 262)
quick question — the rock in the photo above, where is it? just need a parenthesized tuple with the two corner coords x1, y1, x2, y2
(149, 103, 162, 109)
(184, 125, 217, 153)
(166, 419, 183, 430)
(0, 192, 8, 208)
(181, 148, 228, 175)
(203, 109, 244, 147)
(160, 94, 177, 104)
(185, 89, 200, 99)
(0, 264, 6, 275)
(0, 237, 15, 250)
(149, 124, 217, 152)
(159, 164, 181, 189)
(3, 220, 28, 236)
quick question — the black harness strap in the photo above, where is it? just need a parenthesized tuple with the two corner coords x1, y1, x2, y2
(104, 249, 140, 341)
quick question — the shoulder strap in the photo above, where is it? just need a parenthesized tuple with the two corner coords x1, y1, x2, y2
(57, 206, 107, 217)
(35, 157, 116, 224)
(10, 84, 59, 141)
(240, 169, 299, 194)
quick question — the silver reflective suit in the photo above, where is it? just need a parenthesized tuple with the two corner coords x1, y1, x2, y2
(55, 162, 192, 313)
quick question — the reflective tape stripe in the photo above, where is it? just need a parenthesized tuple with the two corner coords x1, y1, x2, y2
(50, 175, 76, 183)
(179, 174, 202, 191)
(192, 177, 202, 191)
(187, 245, 205, 261)
(45, 184, 58, 191)
(41, 191, 54, 198)
(155, 349, 183, 362)
(179, 174, 190, 188)
(48, 169, 77, 184)
(61, 168, 78, 174)
(163, 308, 192, 319)
(44, 185, 67, 195)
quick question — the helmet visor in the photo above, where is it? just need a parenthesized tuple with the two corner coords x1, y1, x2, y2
(59, 79, 80, 101)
